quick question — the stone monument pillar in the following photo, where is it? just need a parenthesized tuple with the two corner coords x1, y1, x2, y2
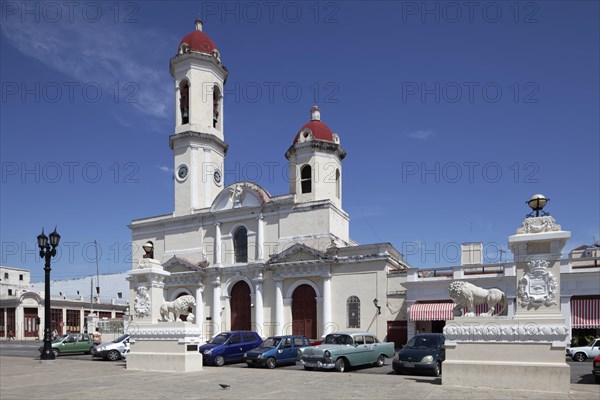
(126, 255, 203, 372)
(443, 195, 571, 393)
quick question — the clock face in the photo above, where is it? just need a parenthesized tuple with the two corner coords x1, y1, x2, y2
(177, 164, 189, 181)
(213, 169, 222, 184)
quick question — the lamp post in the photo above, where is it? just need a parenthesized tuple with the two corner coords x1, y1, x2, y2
(526, 194, 550, 218)
(373, 298, 381, 315)
(37, 227, 60, 360)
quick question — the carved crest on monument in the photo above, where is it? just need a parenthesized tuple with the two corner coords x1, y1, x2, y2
(516, 216, 560, 234)
(134, 286, 152, 318)
(518, 260, 557, 308)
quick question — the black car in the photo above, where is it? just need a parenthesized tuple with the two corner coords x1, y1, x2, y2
(392, 333, 445, 376)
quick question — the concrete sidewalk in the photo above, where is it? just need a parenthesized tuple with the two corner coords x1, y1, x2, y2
(1, 356, 598, 400)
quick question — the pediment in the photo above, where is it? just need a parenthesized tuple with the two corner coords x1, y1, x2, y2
(268, 243, 329, 264)
(211, 182, 271, 212)
(162, 256, 206, 273)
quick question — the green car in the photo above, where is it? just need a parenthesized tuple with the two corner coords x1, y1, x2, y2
(300, 331, 396, 372)
(39, 333, 94, 357)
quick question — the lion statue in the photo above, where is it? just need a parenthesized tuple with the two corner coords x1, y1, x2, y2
(448, 281, 506, 317)
(160, 295, 196, 322)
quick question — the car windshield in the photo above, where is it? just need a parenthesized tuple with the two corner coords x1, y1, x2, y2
(261, 337, 281, 348)
(324, 334, 353, 345)
(113, 334, 129, 343)
(405, 336, 438, 349)
(208, 333, 230, 345)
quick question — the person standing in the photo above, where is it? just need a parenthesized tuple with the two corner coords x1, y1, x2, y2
(93, 328, 102, 346)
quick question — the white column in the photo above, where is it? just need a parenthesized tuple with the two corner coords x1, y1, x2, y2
(322, 275, 332, 335)
(191, 147, 198, 209)
(211, 277, 221, 335)
(257, 214, 264, 260)
(253, 273, 264, 336)
(214, 223, 221, 265)
(15, 305, 24, 340)
(275, 279, 284, 336)
(195, 285, 204, 331)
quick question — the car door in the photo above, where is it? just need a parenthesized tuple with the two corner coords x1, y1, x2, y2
(241, 333, 260, 354)
(278, 337, 295, 363)
(591, 340, 600, 358)
(225, 333, 243, 360)
(61, 334, 78, 353)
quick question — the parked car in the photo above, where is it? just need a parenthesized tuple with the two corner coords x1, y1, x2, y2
(592, 354, 600, 383)
(299, 331, 395, 373)
(39, 333, 94, 357)
(392, 333, 445, 377)
(243, 335, 311, 368)
(91, 334, 130, 361)
(566, 338, 600, 362)
(199, 331, 262, 366)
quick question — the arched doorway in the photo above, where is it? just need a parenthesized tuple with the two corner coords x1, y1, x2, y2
(292, 284, 317, 339)
(230, 281, 251, 330)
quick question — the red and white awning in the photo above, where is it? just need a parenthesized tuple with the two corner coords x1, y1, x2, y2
(409, 302, 454, 321)
(571, 297, 600, 328)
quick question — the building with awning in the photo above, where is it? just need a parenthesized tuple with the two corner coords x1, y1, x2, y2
(389, 243, 599, 345)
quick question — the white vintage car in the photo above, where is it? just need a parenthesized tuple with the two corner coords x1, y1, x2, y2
(567, 338, 600, 361)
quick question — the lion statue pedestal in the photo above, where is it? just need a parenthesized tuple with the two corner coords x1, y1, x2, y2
(442, 215, 571, 394)
(126, 258, 203, 372)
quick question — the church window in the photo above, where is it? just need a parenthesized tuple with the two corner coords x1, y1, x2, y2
(347, 296, 360, 328)
(234, 226, 248, 263)
(335, 168, 340, 198)
(179, 80, 190, 124)
(301, 165, 312, 194)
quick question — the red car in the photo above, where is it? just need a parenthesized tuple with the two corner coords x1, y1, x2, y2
(593, 354, 600, 383)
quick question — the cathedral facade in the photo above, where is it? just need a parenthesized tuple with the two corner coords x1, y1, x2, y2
(128, 20, 409, 341)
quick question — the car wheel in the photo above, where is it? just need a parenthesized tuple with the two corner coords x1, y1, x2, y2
(375, 354, 385, 367)
(335, 358, 347, 373)
(106, 350, 121, 361)
(86, 346, 94, 355)
(304, 366, 314, 371)
(573, 352, 586, 362)
(433, 362, 441, 377)
(214, 355, 225, 367)
(266, 357, 277, 369)
(52, 349, 59, 357)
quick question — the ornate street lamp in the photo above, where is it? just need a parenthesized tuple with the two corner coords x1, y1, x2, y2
(38, 227, 60, 360)
(526, 194, 550, 218)
(142, 241, 154, 259)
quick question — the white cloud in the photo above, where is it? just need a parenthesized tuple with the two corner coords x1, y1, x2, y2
(407, 130, 433, 140)
(157, 165, 173, 173)
(1, 15, 174, 118)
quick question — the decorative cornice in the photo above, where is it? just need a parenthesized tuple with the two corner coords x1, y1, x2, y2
(169, 131, 228, 153)
(443, 319, 568, 344)
(285, 140, 346, 160)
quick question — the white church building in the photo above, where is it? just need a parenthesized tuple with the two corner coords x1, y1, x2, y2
(128, 20, 410, 341)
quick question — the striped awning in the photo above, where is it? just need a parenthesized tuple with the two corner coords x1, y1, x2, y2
(409, 302, 454, 321)
(571, 297, 600, 328)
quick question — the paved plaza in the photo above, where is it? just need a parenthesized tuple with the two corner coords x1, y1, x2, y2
(1, 355, 599, 400)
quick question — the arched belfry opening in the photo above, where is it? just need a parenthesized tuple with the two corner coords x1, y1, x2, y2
(179, 80, 190, 124)
(234, 226, 248, 263)
(301, 165, 312, 194)
(213, 85, 221, 128)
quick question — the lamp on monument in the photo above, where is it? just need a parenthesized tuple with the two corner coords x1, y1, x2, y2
(526, 194, 550, 218)
(37, 226, 60, 361)
(142, 241, 154, 259)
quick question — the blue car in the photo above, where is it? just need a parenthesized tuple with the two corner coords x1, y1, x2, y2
(199, 331, 262, 366)
(243, 335, 311, 368)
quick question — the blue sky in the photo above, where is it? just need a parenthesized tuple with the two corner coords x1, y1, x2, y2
(1, 1, 598, 282)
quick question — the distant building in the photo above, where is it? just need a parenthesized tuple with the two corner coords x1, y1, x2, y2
(0, 268, 128, 340)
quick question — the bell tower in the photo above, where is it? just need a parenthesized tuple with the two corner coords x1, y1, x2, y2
(285, 106, 346, 210)
(169, 19, 228, 216)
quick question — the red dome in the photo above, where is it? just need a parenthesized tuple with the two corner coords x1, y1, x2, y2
(179, 19, 217, 54)
(293, 106, 335, 143)
(293, 120, 335, 143)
